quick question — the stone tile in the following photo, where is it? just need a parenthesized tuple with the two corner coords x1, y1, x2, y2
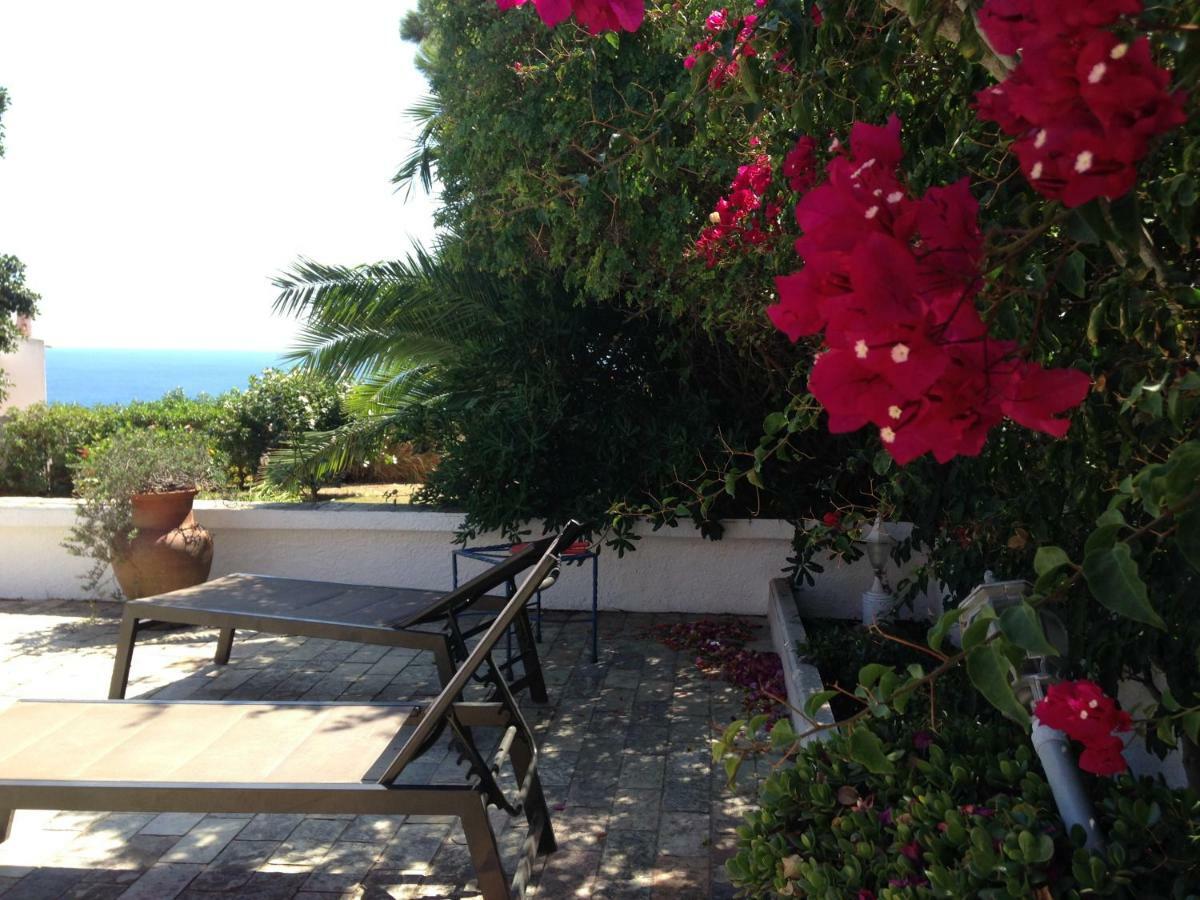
(1, 867, 88, 900)
(116, 863, 203, 899)
(238, 813, 308, 842)
(607, 789, 662, 834)
(617, 753, 665, 791)
(62, 883, 129, 899)
(139, 813, 206, 837)
(299, 840, 381, 892)
(264, 818, 349, 870)
(657, 813, 710, 857)
(650, 855, 709, 899)
(161, 817, 247, 864)
(185, 840, 279, 891)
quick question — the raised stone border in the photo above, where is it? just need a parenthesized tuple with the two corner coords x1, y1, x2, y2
(766, 577, 834, 742)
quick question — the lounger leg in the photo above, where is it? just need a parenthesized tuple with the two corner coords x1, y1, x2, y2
(432, 639, 458, 691)
(0, 809, 13, 843)
(214, 627, 236, 665)
(107, 614, 140, 699)
(510, 733, 556, 857)
(461, 795, 509, 900)
(512, 608, 548, 704)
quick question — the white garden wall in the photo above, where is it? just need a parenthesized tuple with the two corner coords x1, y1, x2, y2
(0, 498, 902, 614)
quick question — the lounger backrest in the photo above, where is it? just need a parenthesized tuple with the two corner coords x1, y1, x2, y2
(374, 522, 584, 784)
(388, 535, 556, 629)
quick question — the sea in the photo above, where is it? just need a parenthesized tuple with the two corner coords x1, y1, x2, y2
(46, 348, 291, 406)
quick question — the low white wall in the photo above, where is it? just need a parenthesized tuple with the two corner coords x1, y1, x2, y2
(0, 498, 892, 615)
(0, 337, 47, 413)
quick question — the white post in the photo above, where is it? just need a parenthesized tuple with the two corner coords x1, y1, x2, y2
(1031, 718, 1105, 852)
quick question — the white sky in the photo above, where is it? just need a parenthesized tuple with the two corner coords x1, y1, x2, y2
(0, 1, 437, 351)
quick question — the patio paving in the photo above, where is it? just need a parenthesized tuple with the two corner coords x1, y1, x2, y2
(0, 598, 770, 899)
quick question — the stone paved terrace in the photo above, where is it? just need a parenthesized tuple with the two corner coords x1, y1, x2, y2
(0, 599, 771, 899)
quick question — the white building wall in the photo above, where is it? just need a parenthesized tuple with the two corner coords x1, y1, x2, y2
(0, 337, 47, 414)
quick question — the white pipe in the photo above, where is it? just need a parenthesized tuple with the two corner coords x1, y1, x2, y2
(1031, 718, 1104, 852)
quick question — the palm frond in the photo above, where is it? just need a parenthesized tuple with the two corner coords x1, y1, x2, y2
(392, 95, 442, 198)
(262, 411, 409, 490)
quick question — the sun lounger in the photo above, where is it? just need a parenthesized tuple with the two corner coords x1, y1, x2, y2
(107, 536, 555, 703)
(0, 526, 580, 899)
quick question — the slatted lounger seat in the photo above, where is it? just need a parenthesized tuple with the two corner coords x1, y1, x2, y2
(0, 526, 580, 900)
(108, 535, 555, 703)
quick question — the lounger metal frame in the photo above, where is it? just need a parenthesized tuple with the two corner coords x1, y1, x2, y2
(0, 526, 581, 899)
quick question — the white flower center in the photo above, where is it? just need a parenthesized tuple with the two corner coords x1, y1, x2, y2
(1079, 710, 1089, 719)
(1088, 62, 1106, 84)
(708, 211, 721, 224)
(1110, 43, 1128, 60)
(1030, 162, 1044, 180)
(880, 427, 896, 444)
(864, 206, 879, 220)
(1088, 699, 1098, 709)
(1034, 129, 1047, 149)
(886, 191, 904, 204)
(1074, 150, 1093, 174)
(888, 405, 902, 420)
(854, 339, 869, 359)
(891, 343, 910, 363)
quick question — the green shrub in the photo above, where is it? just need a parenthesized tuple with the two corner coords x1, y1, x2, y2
(213, 369, 345, 487)
(729, 721, 1200, 899)
(0, 390, 219, 496)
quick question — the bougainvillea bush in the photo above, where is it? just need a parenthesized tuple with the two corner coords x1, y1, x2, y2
(395, 0, 1200, 794)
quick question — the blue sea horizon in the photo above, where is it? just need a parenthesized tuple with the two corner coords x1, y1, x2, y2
(45, 348, 293, 406)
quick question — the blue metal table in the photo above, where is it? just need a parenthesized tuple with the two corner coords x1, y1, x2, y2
(451, 542, 600, 663)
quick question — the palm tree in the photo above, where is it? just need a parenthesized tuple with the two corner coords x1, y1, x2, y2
(264, 239, 498, 490)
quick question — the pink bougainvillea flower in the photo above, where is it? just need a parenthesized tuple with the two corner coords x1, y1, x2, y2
(495, 0, 643, 33)
(1076, 34, 1188, 141)
(1036, 680, 1132, 742)
(1000, 364, 1092, 438)
(974, 0, 1180, 205)
(782, 135, 819, 192)
(706, 7, 729, 31)
(1078, 733, 1129, 776)
(768, 116, 1090, 463)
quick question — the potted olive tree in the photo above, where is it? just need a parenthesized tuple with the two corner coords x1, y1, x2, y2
(64, 429, 217, 599)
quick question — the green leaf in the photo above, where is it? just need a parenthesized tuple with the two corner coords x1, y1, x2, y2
(1181, 711, 1200, 744)
(858, 663, 890, 688)
(961, 612, 996, 652)
(1034, 546, 1071, 577)
(927, 607, 963, 652)
(603, 31, 620, 50)
(746, 468, 764, 489)
(1176, 508, 1200, 573)
(999, 601, 1059, 657)
(848, 726, 895, 774)
(724, 472, 738, 497)
(1082, 542, 1165, 629)
(763, 411, 787, 435)
(966, 644, 1030, 729)
(1058, 251, 1087, 298)
(804, 690, 837, 719)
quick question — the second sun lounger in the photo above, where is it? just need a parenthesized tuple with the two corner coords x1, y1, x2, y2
(107, 535, 556, 702)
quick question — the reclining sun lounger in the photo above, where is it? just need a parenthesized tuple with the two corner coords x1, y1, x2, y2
(107, 535, 555, 703)
(0, 526, 580, 900)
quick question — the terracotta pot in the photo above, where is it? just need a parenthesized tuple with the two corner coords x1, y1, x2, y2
(111, 489, 213, 600)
